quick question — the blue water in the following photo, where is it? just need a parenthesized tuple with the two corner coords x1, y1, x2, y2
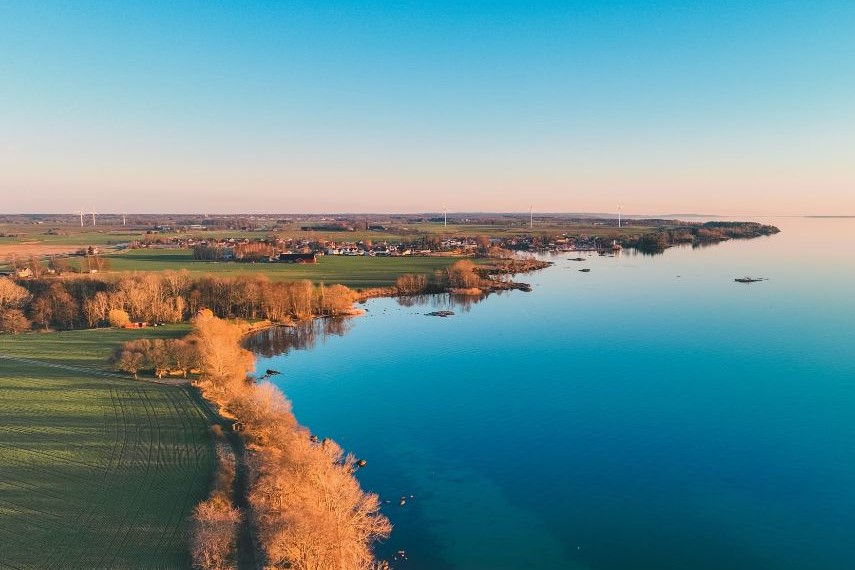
(255, 217, 855, 570)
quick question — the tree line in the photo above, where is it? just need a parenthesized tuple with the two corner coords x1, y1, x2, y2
(0, 259, 498, 334)
(183, 311, 391, 569)
(110, 337, 200, 379)
(0, 271, 358, 333)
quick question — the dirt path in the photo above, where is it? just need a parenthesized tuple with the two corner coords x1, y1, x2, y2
(187, 388, 262, 570)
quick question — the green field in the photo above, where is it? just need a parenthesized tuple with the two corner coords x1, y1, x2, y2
(0, 325, 192, 368)
(0, 227, 265, 247)
(100, 249, 478, 289)
(0, 328, 214, 569)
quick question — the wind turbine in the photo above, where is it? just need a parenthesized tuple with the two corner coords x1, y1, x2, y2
(76, 208, 84, 227)
(443, 204, 447, 228)
(617, 205, 623, 228)
(529, 205, 533, 229)
(121, 212, 127, 226)
(90, 210, 97, 227)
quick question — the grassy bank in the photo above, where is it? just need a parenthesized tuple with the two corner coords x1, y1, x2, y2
(0, 327, 214, 569)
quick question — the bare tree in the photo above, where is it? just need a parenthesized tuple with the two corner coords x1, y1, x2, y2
(191, 310, 254, 402)
(27, 255, 45, 278)
(189, 499, 241, 570)
(0, 277, 31, 310)
(0, 309, 31, 333)
(113, 347, 145, 378)
(447, 259, 482, 289)
(169, 338, 199, 377)
(29, 296, 53, 330)
(395, 273, 427, 295)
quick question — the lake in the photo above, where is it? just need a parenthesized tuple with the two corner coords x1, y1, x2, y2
(252, 217, 855, 570)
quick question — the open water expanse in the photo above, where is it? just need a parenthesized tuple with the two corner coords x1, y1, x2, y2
(253, 217, 855, 570)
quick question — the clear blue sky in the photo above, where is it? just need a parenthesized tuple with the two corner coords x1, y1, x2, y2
(1, 1, 853, 215)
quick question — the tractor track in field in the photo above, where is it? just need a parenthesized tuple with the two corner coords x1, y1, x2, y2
(0, 352, 213, 569)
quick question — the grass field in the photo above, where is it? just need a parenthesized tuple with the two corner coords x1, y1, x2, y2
(99, 250, 478, 288)
(0, 327, 214, 569)
(0, 325, 192, 368)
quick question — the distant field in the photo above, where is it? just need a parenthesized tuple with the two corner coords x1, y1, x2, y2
(0, 220, 649, 247)
(100, 250, 478, 289)
(0, 231, 145, 247)
(0, 220, 653, 276)
(0, 327, 214, 569)
(0, 241, 88, 255)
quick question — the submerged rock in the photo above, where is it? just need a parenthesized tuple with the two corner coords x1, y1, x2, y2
(426, 310, 455, 317)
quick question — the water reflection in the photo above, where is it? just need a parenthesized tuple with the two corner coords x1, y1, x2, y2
(245, 317, 354, 358)
(247, 292, 503, 359)
(395, 291, 500, 313)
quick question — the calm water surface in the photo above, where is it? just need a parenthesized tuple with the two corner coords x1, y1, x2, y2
(254, 217, 855, 570)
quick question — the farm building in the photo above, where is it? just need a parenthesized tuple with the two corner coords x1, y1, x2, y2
(278, 253, 317, 263)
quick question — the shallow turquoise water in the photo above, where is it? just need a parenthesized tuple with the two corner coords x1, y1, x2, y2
(255, 217, 855, 570)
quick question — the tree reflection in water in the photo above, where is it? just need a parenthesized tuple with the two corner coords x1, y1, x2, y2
(245, 317, 354, 358)
(395, 291, 505, 313)
(247, 291, 508, 358)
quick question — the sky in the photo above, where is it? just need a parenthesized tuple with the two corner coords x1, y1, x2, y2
(1, 0, 853, 216)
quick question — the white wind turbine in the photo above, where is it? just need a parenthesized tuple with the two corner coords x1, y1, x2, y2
(529, 205, 533, 228)
(443, 204, 447, 228)
(90, 209, 97, 227)
(617, 205, 623, 228)
(122, 212, 127, 226)
(76, 208, 85, 227)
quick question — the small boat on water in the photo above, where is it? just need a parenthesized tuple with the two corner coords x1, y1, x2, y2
(735, 276, 766, 283)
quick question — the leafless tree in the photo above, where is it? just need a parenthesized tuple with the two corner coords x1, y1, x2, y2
(0, 277, 31, 310)
(0, 309, 31, 333)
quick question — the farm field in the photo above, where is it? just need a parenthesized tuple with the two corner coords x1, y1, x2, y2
(0, 219, 650, 248)
(0, 328, 214, 569)
(0, 225, 265, 246)
(100, 249, 480, 289)
(0, 325, 191, 368)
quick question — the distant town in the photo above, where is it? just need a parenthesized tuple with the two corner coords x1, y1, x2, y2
(0, 213, 780, 279)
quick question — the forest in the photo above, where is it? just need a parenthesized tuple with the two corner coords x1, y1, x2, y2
(0, 271, 358, 333)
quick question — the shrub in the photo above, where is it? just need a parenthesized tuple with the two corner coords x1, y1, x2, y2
(108, 308, 131, 328)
